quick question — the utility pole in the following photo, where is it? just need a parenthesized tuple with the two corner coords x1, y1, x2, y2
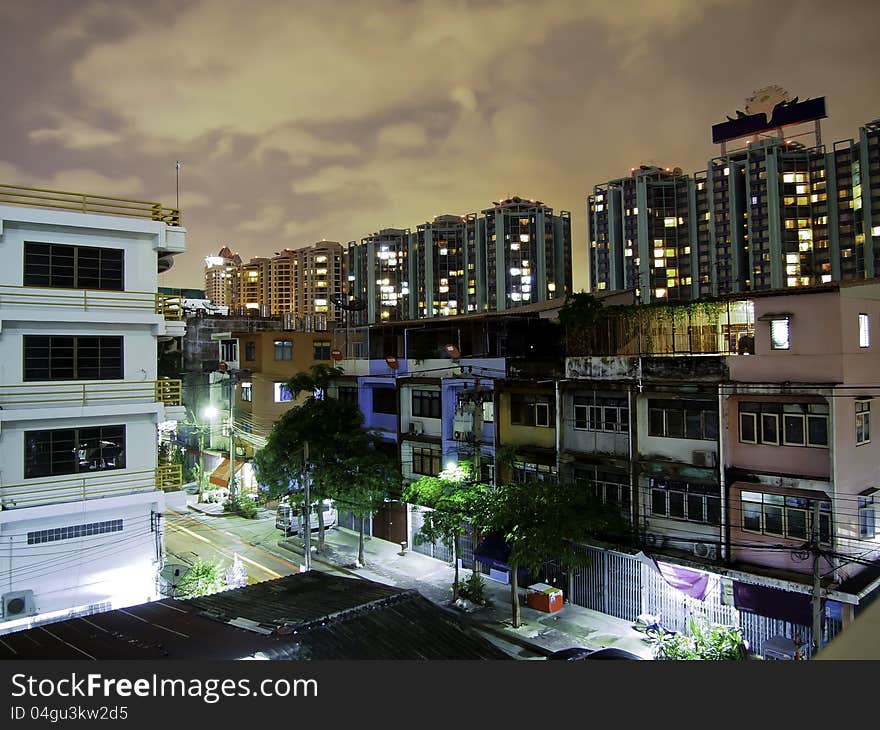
(302, 441, 312, 572)
(471, 373, 483, 482)
(811, 500, 824, 655)
(227, 371, 237, 498)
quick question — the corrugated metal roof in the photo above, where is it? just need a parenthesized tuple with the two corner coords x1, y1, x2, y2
(0, 572, 507, 660)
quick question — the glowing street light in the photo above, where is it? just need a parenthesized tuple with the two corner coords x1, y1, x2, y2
(203, 405, 219, 420)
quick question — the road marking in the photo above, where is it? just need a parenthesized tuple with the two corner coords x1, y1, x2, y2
(166, 512, 290, 578)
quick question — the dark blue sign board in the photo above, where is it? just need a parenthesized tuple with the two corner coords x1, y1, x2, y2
(712, 97, 827, 144)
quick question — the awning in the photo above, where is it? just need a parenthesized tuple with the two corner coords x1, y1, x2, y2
(210, 458, 244, 487)
(733, 581, 814, 625)
(730, 481, 830, 502)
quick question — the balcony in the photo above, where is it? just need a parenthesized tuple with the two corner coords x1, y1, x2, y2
(0, 467, 177, 509)
(0, 286, 183, 321)
(0, 183, 180, 226)
(156, 463, 183, 491)
(0, 379, 182, 410)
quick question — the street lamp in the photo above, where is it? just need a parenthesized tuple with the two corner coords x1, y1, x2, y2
(196, 406, 219, 502)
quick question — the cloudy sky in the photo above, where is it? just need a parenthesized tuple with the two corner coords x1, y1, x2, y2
(3, 0, 879, 290)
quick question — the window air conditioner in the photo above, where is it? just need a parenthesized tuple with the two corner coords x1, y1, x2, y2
(409, 421, 424, 436)
(693, 542, 718, 561)
(644, 532, 666, 549)
(2, 590, 35, 619)
(692, 450, 716, 468)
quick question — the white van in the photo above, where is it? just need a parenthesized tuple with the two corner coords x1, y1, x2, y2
(276, 499, 338, 536)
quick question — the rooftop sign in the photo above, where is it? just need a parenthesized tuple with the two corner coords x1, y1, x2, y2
(712, 86, 827, 145)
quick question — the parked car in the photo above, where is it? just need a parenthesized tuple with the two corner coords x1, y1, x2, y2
(276, 499, 338, 536)
(547, 646, 644, 661)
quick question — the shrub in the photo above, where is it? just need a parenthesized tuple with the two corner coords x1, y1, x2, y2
(224, 494, 259, 519)
(177, 559, 225, 598)
(457, 571, 492, 607)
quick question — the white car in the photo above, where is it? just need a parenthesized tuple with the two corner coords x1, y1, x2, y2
(276, 499, 338, 536)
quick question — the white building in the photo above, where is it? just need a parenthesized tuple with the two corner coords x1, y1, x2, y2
(0, 186, 186, 633)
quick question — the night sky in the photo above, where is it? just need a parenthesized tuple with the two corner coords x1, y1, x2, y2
(3, 0, 879, 291)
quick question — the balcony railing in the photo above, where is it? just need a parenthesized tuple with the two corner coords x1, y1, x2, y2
(0, 468, 159, 509)
(156, 463, 183, 491)
(0, 379, 182, 408)
(0, 183, 181, 226)
(0, 286, 184, 320)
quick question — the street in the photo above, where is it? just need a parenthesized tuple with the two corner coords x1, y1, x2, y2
(163, 509, 300, 583)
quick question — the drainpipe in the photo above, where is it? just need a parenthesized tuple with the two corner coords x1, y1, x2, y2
(718, 385, 728, 563)
(555, 378, 563, 479)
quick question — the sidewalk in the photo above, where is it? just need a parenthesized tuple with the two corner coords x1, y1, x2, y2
(278, 525, 655, 659)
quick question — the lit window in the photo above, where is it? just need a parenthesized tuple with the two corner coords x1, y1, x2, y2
(274, 383, 293, 403)
(664, 217, 676, 228)
(770, 318, 790, 350)
(859, 494, 876, 539)
(856, 400, 871, 445)
(859, 313, 870, 348)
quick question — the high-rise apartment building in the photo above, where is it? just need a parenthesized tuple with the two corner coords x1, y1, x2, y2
(346, 196, 572, 324)
(483, 196, 571, 311)
(350, 228, 412, 324)
(204, 246, 241, 308)
(0, 182, 186, 633)
(415, 215, 480, 318)
(204, 242, 346, 326)
(589, 93, 880, 302)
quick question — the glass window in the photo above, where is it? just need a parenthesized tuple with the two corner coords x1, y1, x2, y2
(764, 505, 785, 536)
(742, 501, 762, 532)
(372, 387, 397, 415)
(783, 414, 805, 446)
(274, 340, 293, 360)
(856, 400, 871, 445)
(244, 341, 256, 362)
(859, 313, 870, 348)
(807, 415, 828, 447)
(669, 491, 686, 519)
(240, 382, 252, 402)
(739, 411, 757, 443)
(23, 335, 123, 381)
(25, 425, 126, 478)
(313, 340, 331, 361)
(273, 383, 293, 403)
(786, 508, 808, 540)
(761, 413, 779, 445)
(24, 242, 124, 291)
(412, 389, 441, 419)
(651, 489, 667, 517)
(687, 494, 705, 523)
(859, 496, 875, 539)
(770, 318, 791, 350)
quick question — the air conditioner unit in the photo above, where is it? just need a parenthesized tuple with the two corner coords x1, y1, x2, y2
(2, 590, 35, 619)
(409, 421, 424, 436)
(693, 542, 718, 561)
(644, 532, 666, 549)
(692, 450, 717, 468)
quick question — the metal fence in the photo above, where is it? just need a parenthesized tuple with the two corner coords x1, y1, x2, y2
(541, 543, 841, 658)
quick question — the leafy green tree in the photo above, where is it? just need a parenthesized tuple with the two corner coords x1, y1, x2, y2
(177, 559, 225, 598)
(472, 479, 630, 628)
(255, 364, 398, 558)
(404, 463, 487, 601)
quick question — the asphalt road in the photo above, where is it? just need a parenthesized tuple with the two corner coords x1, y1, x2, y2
(163, 509, 302, 584)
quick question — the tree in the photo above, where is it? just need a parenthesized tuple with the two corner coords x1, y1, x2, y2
(177, 559, 225, 598)
(472, 479, 630, 628)
(254, 364, 398, 559)
(403, 463, 487, 602)
(333, 443, 399, 566)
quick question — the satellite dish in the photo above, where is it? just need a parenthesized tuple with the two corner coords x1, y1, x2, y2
(158, 563, 191, 598)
